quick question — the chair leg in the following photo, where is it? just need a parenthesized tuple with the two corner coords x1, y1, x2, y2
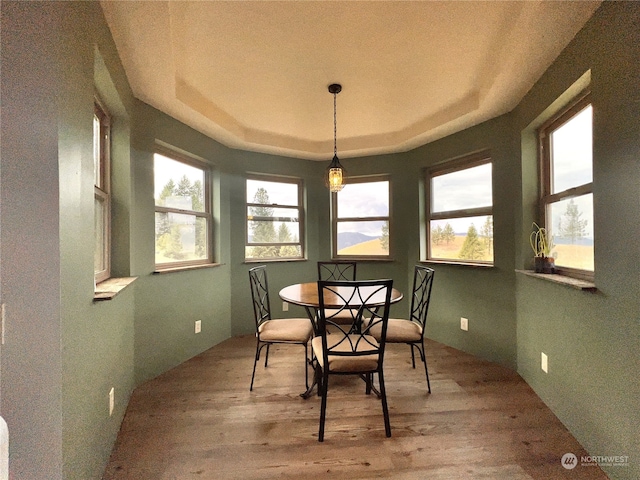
(264, 344, 270, 367)
(318, 370, 329, 442)
(420, 339, 431, 394)
(378, 370, 391, 437)
(316, 363, 323, 397)
(250, 339, 262, 391)
(303, 343, 309, 389)
(410, 344, 416, 368)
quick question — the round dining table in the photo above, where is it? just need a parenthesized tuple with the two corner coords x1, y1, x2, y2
(279, 281, 403, 311)
(278, 281, 403, 398)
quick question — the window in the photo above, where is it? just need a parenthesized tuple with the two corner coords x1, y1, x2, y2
(539, 93, 593, 278)
(426, 153, 493, 264)
(94, 99, 111, 283)
(154, 150, 212, 269)
(245, 175, 304, 260)
(332, 176, 390, 259)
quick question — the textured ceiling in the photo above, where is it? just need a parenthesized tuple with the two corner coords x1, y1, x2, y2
(100, 1, 601, 160)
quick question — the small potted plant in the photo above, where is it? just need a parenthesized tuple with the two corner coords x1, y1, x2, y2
(529, 222, 555, 273)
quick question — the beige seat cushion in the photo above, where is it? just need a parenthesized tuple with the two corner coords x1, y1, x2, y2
(368, 318, 423, 343)
(258, 318, 313, 342)
(312, 335, 379, 372)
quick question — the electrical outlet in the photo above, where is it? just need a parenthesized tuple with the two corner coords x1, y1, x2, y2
(541, 352, 548, 373)
(460, 317, 468, 331)
(282, 302, 289, 312)
(195, 320, 202, 334)
(109, 387, 115, 416)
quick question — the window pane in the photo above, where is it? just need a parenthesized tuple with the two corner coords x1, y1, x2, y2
(337, 220, 389, 255)
(551, 105, 592, 193)
(548, 194, 593, 271)
(248, 220, 300, 244)
(245, 245, 302, 259)
(247, 179, 298, 206)
(245, 177, 303, 261)
(155, 212, 208, 264)
(430, 216, 493, 262)
(247, 206, 299, 221)
(432, 163, 492, 213)
(94, 196, 106, 273)
(93, 114, 101, 187)
(337, 181, 389, 218)
(154, 154, 206, 212)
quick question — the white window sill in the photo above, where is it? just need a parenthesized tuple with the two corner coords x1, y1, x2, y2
(515, 270, 596, 292)
(421, 260, 493, 268)
(94, 276, 138, 301)
(154, 263, 223, 274)
(244, 258, 307, 264)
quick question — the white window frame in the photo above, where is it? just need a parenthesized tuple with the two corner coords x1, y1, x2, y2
(245, 174, 305, 261)
(538, 91, 593, 281)
(94, 98, 111, 283)
(154, 148, 213, 270)
(331, 175, 391, 260)
(425, 152, 493, 265)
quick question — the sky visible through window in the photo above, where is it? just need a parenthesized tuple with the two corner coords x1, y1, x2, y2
(154, 153, 204, 202)
(337, 181, 388, 237)
(549, 105, 594, 240)
(552, 106, 592, 193)
(246, 179, 298, 206)
(431, 163, 492, 234)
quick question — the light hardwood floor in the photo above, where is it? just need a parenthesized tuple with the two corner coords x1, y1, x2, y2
(103, 335, 608, 479)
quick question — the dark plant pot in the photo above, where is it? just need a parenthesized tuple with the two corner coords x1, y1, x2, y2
(534, 256, 555, 274)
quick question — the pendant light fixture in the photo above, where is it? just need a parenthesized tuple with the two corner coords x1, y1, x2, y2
(326, 83, 346, 192)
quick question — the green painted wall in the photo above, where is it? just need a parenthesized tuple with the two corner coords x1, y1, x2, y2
(130, 102, 233, 385)
(57, 3, 137, 479)
(513, 3, 640, 479)
(1, 2, 138, 479)
(402, 115, 520, 369)
(1, 2, 64, 478)
(0, 2, 637, 480)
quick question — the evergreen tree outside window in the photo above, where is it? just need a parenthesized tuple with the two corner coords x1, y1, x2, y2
(538, 92, 593, 279)
(245, 175, 304, 260)
(154, 151, 213, 269)
(425, 153, 493, 264)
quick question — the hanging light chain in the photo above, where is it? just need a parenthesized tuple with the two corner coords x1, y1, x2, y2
(326, 84, 344, 192)
(333, 90, 338, 157)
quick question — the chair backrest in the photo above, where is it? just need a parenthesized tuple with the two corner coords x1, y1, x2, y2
(409, 265, 435, 331)
(317, 261, 357, 281)
(317, 279, 393, 370)
(248, 265, 271, 330)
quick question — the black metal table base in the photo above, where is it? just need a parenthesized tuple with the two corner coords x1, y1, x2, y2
(300, 359, 320, 399)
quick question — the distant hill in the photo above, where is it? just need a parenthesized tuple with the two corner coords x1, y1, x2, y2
(553, 237, 594, 246)
(337, 232, 379, 250)
(338, 238, 387, 256)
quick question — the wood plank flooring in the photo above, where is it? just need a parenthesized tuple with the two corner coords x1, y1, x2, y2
(103, 335, 608, 479)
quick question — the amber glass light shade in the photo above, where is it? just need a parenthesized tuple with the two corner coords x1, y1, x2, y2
(326, 154, 345, 192)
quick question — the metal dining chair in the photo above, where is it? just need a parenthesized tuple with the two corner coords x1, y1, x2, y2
(248, 265, 313, 392)
(368, 265, 435, 393)
(313, 279, 394, 441)
(317, 261, 357, 281)
(317, 261, 357, 326)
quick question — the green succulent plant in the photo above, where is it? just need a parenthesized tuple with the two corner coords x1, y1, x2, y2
(529, 222, 554, 258)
